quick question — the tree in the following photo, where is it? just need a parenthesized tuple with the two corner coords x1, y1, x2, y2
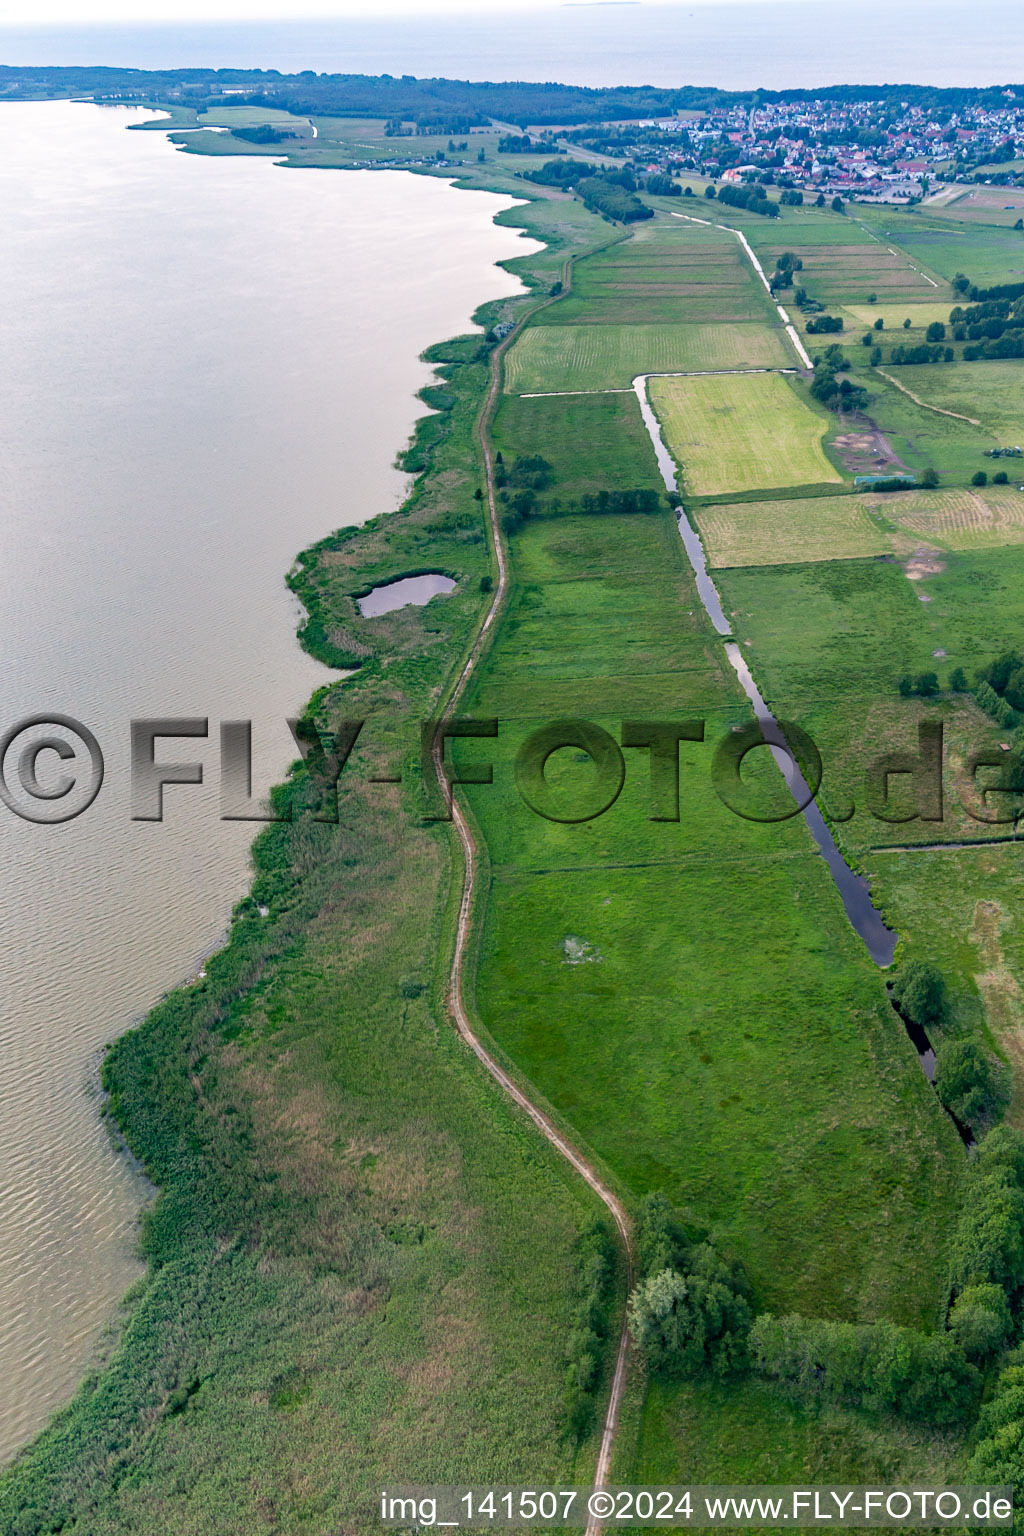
(968, 1355, 1024, 1507)
(913, 671, 939, 696)
(904, 317, 912, 329)
(814, 191, 826, 207)
(868, 292, 878, 303)
(831, 196, 845, 213)
(1015, 218, 1023, 231)
(704, 184, 716, 199)
(477, 146, 486, 162)
(920, 465, 940, 488)
(898, 675, 914, 697)
(870, 346, 883, 366)
(890, 959, 947, 1028)
(926, 321, 947, 342)
(951, 1164, 1024, 1292)
(874, 316, 885, 330)
(934, 1038, 994, 1126)
(627, 1248, 751, 1379)
(949, 665, 968, 691)
(635, 1191, 689, 1278)
(953, 272, 971, 295)
(995, 470, 1010, 484)
(683, 184, 695, 197)
(973, 470, 989, 486)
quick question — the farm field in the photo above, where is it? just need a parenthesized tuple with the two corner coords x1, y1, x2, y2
(859, 211, 1024, 287)
(538, 219, 775, 325)
(882, 484, 1024, 550)
(918, 184, 1024, 225)
(695, 493, 889, 567)
(494, 391, 664, 500)
(882, 360, 1024, 443)
(717, 545, 1024, 707)
(713, 545, 1024, 853)
(503, 322, 790, 393)
(856, 370, 996, 483)
(762, 241, 939, 304)
(649, 371, 841, 496)
(844, 300, 954, 329)
(456, 517, 961, 1326)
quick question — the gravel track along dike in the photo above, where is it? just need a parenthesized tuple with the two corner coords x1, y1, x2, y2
(430, 231, 635, 1532)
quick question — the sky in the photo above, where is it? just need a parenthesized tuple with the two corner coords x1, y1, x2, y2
(1, 0, 796, 24)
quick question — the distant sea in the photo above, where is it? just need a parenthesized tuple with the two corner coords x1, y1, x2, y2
(0, 1, 1023, 91)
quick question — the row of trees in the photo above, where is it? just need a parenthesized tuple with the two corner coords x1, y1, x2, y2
(564, 1216, 617, 1438)
(705, 183, 779, 218)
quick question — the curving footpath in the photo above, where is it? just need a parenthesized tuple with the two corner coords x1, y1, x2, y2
(430, 241, 635, 1535)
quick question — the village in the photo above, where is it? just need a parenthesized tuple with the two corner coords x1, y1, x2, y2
(567, 93, 1024, 202)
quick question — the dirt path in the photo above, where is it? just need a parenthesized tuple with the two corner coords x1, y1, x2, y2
(430, 237, 635, 1531)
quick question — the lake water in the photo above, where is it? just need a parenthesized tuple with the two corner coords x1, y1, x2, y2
(1, 2, 1023, 89)
(0, 99, 534, 1463)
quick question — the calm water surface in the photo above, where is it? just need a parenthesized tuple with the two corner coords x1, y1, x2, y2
(0, 99, 535, 1461)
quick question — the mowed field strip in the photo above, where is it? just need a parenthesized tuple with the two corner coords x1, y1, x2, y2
(649, 371, 841, 496)
(696, 494, 889, 567)
(881, 485, 1024, 550)
(503, 322, 790, 393)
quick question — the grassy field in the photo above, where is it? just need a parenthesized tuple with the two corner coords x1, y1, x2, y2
(649, 372, 842, 496)
(858, 209, 1024, 288)
(454, 491, 962, 1330)
(538, 217, 776, 326)
(884, 484, 1024, 550)
(882, 360, 1024, 444)
(868, 845, 1024, 1126)
(760, 240, 940, 305)
(714, 544, 1024, 852)
(855, 370, 996, 484)
(844, 300, 954, 329)
(626, 1377, 960, 1489)
(696, 494, 889, 567)
(494, 391, 665, 501)
(503, 322, 790, 393)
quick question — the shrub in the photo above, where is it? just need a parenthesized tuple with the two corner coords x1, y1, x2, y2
(995, 470, 1010, 484)
(749, 1314, 977, 1424)
(950, 1162, 1024, 1292)
(948, 1284, 1011, 1361)
(627, 1246, 751, 1379)
(973, 470, 989, 487)
(934, 1038, 995, 1126)
(890, 959, 947, 1028)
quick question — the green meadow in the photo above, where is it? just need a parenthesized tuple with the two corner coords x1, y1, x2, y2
(503, 321, 789, 393)
(649, 372, 842, 496)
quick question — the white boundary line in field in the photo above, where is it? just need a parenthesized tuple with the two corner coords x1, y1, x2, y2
(519, 368, 772, 398)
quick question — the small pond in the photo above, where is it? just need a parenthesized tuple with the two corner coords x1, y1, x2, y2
(357, 572, 456, 618)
